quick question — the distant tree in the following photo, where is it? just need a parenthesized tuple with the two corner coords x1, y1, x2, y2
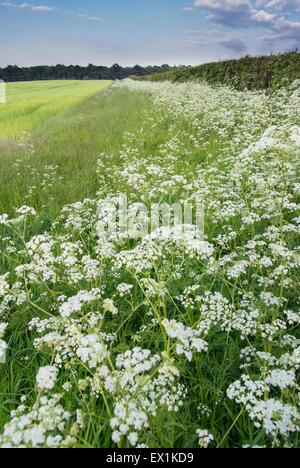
(0, 62, 175, 82)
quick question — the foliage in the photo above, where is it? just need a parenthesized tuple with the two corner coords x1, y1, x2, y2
(0, 64, 172, 83)
(137, 51, 300, 91)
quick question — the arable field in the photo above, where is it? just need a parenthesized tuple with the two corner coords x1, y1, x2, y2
(0, 80, 155, 215)
(0, 81, 113, 139)
(0, 79, 299, 448)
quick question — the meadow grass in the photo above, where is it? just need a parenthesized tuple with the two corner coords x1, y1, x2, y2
(0, 79, 299, 448)
(0, 82, 191, 431)
(0, 82, 223, 446)
(0, 82, 158, 217)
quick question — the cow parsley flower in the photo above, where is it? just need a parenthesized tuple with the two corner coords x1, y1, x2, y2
(0, 323, 8, 364)
(59, 289, 101, 318)
(0, 394, 71, 448)
(76, 334, 109, 369)
(163, 319, 208, 361)
(15, 206, 37, 217)
(0, 214, 9, 225)
(196, 429, 214, 448)
(36, 366, 59, 391)
(249, 399, 300, 437)
(265, 369, 296, 390)
(103, 298, 118, 316)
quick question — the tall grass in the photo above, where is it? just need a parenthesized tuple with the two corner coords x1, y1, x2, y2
(0, 83, 156, 217)
(0, 79, 299, 448)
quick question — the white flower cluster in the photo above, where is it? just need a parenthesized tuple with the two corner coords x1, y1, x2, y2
(0, 394, 71, 448)
(265, 369, 296, 390)
(1, 77, 300, 447)
(0, 274, 17, 317)
(163, 319, 208, 361)
(107, 348, 186, 447)
(196, 429, 214, 448)
(103, 298, 118, 316)
(0, 205, 36, 227)
(227, 367, 300, 438)
(116, 283, 134, 297)
(36, 366, 59, 391)
(0, 323, 8, 363)
(59, 289, 102, 318)
(77, 334, 110, 369)
(249, 399, 299, 438)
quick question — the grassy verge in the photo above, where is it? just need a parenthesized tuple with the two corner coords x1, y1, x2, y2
(0, 84, 155, 217)
(0, 79, 299, 448)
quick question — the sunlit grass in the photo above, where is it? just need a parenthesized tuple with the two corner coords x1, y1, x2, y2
(0, 80, 112, 139)
(0, 79, 299, 448)
(0, 82, 153, 217)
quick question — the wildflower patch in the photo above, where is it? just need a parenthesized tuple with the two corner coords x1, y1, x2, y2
(0, 78, 299, 448)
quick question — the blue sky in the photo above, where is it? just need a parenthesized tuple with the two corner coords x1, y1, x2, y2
(0, 0, 300, 67)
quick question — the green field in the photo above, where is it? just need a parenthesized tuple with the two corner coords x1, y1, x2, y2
(0, 79, 299, 448)
(0, 80, 154, 216)
(0, 81, 112, 139)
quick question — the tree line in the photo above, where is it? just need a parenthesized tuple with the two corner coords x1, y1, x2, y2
(0, 63, 174, 82)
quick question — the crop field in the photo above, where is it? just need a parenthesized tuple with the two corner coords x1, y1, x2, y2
(0, 78, 299, 448)
(0, 80, 154, 214)
(0, 81, 112, 138)
(0, 81, 110, 139)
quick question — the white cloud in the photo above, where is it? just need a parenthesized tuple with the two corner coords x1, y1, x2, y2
(2, 2, 54, 11)
(258, 0, 300, 11)
(67, 11, 102, 22)
(2, 2, 102, 21)
(193, 0, 257, 27)
(191, 0, 300, 47)
(183, 6, 196, 11)
(184, 27, 248, 55)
